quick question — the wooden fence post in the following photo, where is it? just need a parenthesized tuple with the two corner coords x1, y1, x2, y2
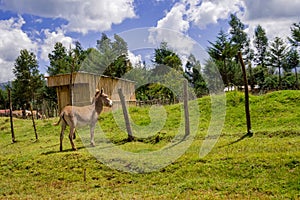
(183, 80, 190, 138)
(238, 52, 253, 136)
(118, 88, 134, 141)
(8, 89, 15, 143)
(29, 102, 38, 140)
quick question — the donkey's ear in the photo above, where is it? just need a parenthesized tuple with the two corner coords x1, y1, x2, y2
(95, 88, 100, 96)
(100, 88, 104, 94)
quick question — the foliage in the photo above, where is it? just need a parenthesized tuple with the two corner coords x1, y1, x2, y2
(269, 37, 287, 89)
(12, 49, 44, 110)
(289, 22, 300, 46)
(285, 48, 299, 89)
(0, 89, 8, 109)
(47, 42, 69, 76)
(135, 42, 185, 102)
(207, 30, 240, 87)
(184, 54, 208, 97)
(205, 17, 299, 92)
(103, 54, 132, 78)
(229, 14, 248, 53)
(253, 25, 269, 69)
(153, 42, 182, 72)
(48, 41, 88, 76)
(81, 33, 131, 78)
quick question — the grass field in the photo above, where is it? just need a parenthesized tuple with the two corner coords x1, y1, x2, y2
(0, 90, 299, 199)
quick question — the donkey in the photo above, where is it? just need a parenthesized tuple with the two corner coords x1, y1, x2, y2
(53, 88, 113, 151)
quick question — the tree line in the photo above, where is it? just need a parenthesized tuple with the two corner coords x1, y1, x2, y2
(0, 15, 299, 114)
(206, 15, 299, 92)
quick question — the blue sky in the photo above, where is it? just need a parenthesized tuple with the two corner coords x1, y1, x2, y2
(0, 0, 300, 83)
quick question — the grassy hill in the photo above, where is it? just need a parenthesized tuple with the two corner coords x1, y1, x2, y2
(0, 90, 299, 199)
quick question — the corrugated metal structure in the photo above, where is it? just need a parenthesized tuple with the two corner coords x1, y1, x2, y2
(46, 72, 136, 112)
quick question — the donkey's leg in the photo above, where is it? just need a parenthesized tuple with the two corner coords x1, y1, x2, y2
(69, 126, 77, 150)
(60, 123, 66, 152)
(90, 123, 96, 147)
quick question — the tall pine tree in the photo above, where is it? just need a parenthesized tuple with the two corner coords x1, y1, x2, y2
(12, 49, 44, 111)
(269, 37, 287, 89)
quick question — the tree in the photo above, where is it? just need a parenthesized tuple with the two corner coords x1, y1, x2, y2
(289, 22, 300, 47)
(184, 54, 208, 97)
(207, 29, 239, 87)
(95, 33, 129, 76)
(135, 42, 183, 103)
(0, 89, 8, 109)
(104, 54, 132, 78)
(269, 37, 287, 89)
(82, 33, 130, 77)
(285, 48, 299, 88)
(70, 41, 89, 72)
(48, 41, 88, 76)
(229, 14, 248, 52)
(47, 42, 69, 76)
(202, 58, 225, 93)
(12, 49, 44, 112)
(153, 42, 182, 72)
(228, 14, 255, 90)
(253, 25, 269, 68)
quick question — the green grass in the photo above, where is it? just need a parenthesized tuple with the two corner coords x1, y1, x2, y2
(0, 90, 299, 199)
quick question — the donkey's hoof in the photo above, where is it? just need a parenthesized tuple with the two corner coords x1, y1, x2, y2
(90, 143, 96, 147)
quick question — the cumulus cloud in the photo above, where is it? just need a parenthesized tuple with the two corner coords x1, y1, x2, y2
(40, 28, 74, 61)
(148, 27, 196, 56)
(187, 0, 243, 29)
(240, 0, 300, 41)
(127, 51, 143, 68)
(156, 3, 189, 33)
(243, 0, 300, 21)
(0, 0, 136, 34)
(149, 3, 195, 56)
(0, 16, 38, 82)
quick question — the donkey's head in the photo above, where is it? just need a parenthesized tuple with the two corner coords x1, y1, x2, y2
(94, 88, 113, 108)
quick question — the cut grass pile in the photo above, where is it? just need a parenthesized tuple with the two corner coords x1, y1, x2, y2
(0, 90, 299, 199)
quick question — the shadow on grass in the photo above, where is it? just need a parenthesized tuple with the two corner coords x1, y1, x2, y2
(41, 146, 86, 155)
(218, 132, 253, 148)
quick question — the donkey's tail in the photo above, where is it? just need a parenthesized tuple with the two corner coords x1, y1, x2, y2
(53, 112, 64, 126)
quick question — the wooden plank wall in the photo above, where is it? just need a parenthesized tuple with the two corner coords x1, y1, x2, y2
(47, 72, 136, 113)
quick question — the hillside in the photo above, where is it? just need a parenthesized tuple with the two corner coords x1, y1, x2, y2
(0, 90, 299, 199)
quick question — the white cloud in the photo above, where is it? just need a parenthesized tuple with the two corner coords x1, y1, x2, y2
(0, 0, 136, 34)
(40, 28, 74, 61)
(156, 3, 189, 33)
(127, 51, 143, 67)
(187, 0, 242, 29)
(0, 16, 38, 82)
(0, 59, 15, 83)
(149, 3, 194, 56)
(240, 0, 300, 41)
(148, 27, 196, 56)
(243, 0, 300, 21)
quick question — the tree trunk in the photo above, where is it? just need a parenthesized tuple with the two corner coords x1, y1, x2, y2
(295, 67, 299, 89)
(278, 66, 282, 90)
(238, 52, 253, 136)
(8, 89, 15, 143)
